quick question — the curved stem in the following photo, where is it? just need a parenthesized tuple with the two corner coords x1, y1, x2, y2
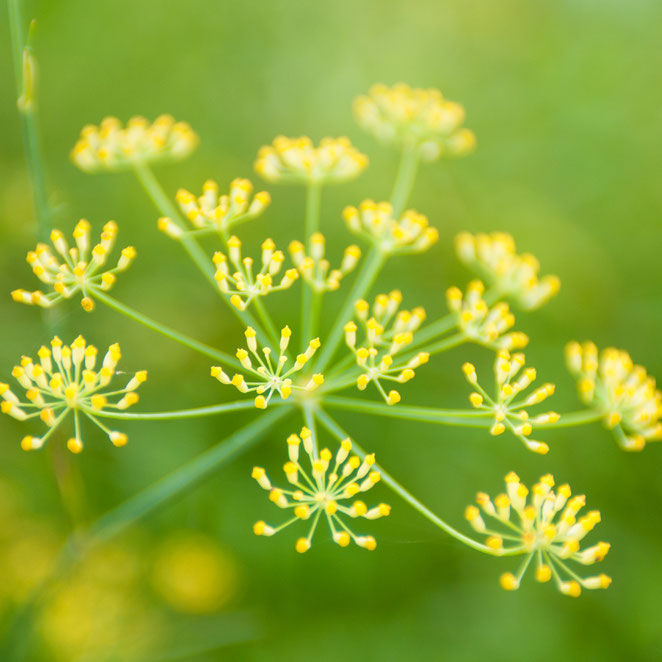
(92, 289, 241, 370)
(390, 144, 420, 216)
(323, 396, 494, 427)
(314, 247, 385, 372)
(315, 408, 510, 556)
(94, 399, 281, 420)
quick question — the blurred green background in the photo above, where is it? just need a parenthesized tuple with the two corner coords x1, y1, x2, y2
(1, 0, 662, 660)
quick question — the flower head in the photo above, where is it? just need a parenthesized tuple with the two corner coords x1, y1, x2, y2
(211, 327, 323, 408)
(344, 291, 428, 405)
(566, 342, 662, 451)
(11, 220, 136, 312)
(455, 232, 560, 311)
(252, 430, 389, 552)
(465, 472, 611, 597)
(462, 351, 556, 454)
(158, 179, 271, 239)
(254, 136, 368, 184)
(446, 281, 529, 351)
(210, 237, 299, 311)
(353, 83, 476, 161)
(0, 336, 146, 453)
(343, 200, 438, 255)
(71, 115, 197, 172)
(289, 233, 361, 292)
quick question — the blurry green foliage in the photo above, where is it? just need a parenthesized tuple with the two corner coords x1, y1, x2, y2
(1, 0, 661, 660)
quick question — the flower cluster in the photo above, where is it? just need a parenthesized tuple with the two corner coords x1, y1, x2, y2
(344, 291, 428, 405)
(252, 429, 388, 552)
(465, 472, 611, 597)
(211, 237, 299, 311)
(71, 115, 198, 172)
(343, 200, 438, 255)
(353, 83, 476, 161)
(158, 179, 271, 238)
(0, 336, 145, 453)
(11, 220, 136, 312)
(254, 136, 368, 184)
(211, 327, 323, 408)
(566, 342, 662, 451)
(446, 281, 529, 351)
(462, 351, 557, 454)
(289, 234, 361, 292)
(455, 232, 561, 311)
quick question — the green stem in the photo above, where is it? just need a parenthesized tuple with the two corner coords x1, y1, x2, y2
(85, 406, 290, 544)
(407, 314, 458, 353)
(315, 408, 510, 556)
(301, 402, 319, 459)
(133, 161, 217, 286)
(92, 289, 241, 370)
(94, 399, 271, 420)
(252, 296, 280, 348)
(422, 332, 467, 357)
(314, 247, 385, 372)
(536, 409, 604, 428)
(0, 407, 290, 661)
(390, 144, 420, 216)
(301, 183, 322, 350)
(323, 396, 493, 427)
(8, 1, 51, 241)
(132, 162, 269, 344)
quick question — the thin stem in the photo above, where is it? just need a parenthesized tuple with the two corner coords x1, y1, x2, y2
(92, 289, 241, 370)
(8, 1, 51, 241)
(94, 399, 281, 420)
(390, 144, 420, 216)
(133, 161, 217, 288)
(252, 296, 280, 347)
(301, 402, 319, 459)
(406, 314, 458, 353)
(323, 396, 494, 427)
(421, 332, 467, 357)
(132, 162, 269, 345)
(535, 409, 604, 429)
(314, 247, 385, 372)
(85, 406, 290, 544)
(315, 408, 511, 556)
(0, 407, 291, 661)
(301, 183, 322, 350)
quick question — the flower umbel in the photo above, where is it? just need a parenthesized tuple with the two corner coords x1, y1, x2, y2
(566, 342, 662, 451)
(0, 336, 146, 453)
(289, 233, 361, 292)
(158, 179, 271, 239)
(455, 232, 560, 311)
(71, 115, 198, 172)
(447, 281, 529, 351)
(211, 237, 299, 311)
(344, 291, 428, 405)
(12, 220, 136, 312)
(252, 430, 389, 552)
(462, 351, 556, 454)
(354, 83, 476, 161)
(254, 136, 368, 184)
(211, 327, 323, 408)
(465, 472, 611, 597)
(343, 200, 438, 255)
